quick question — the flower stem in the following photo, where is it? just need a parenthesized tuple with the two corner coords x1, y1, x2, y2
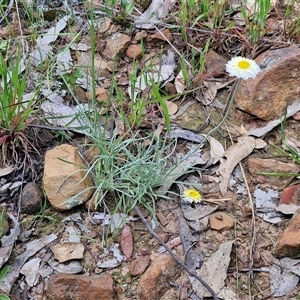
(204, 78, 242, 140)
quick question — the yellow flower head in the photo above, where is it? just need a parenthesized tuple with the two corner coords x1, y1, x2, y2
(182, 189, 202, 203)
(225, 56, 261, 80)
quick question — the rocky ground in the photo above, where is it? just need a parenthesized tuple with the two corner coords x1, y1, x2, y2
(1, 0, 300, 299)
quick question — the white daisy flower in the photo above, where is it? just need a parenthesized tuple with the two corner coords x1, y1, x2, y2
(225, 56, 261, 80)
(182, 189, 202, 203)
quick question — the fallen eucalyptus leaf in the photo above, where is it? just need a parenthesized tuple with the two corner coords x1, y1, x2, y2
(270, 257, 300, 297)
(134, 0, 175, 29)
(207, 136, 225, 164)
(20, 258, 41, 287)
(218, 135, 256, 196)
(0, 167, 14, 177)
(248, 99, 300, 137)
(190, 240, 234, 298)
(0, 233, 57, 293)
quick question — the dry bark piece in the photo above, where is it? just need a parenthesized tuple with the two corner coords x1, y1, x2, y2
(120, 225, 133, 259)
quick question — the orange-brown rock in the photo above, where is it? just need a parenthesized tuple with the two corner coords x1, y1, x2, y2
(102, 33, 131, 60)
(235, 47, 300, 120)
(136, 253, 180, 300)
(43, 144, 94, 211)
(247, 157, 300, 190)
(146, 29, 172, 43)
(126, 44, 143, 59)
(209, 212, 234, 231)
(130, 256, 150, 276)
(280, 184, 300, 205)
(205, 50, 227, 75)
(134, 30, 147, 41)
(45, 274, 115, 300)
(274, 211, 300, 258)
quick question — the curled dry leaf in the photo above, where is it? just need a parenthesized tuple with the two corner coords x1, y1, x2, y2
(158, 236, 181, 253)
(165, 101, 178, 115)
(190, 240, 234, 298)
(207, 136, 225, 164)
(201, 81, 218, 105)
(218, 135, 256, 196)
(248, 99, 300, 137)
(174, 70, 185, 93)
(120, 225, 133, 259)
(128, 51, 176, 102)
(0, 167, 14, 177)
(134, 0, 175, 29)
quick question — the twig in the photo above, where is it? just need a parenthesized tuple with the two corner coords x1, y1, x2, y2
(28, 124, 72, 131)
(239, 162, 257, 299)
(133, 205, 218, 300)
(226, 125, 257, 299)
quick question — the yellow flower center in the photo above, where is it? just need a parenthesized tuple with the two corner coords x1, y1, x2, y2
(238, 60, 250, 69)
(187, 190, 200, 198)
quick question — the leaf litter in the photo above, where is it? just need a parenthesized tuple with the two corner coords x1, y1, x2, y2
(2, 0, 300, 298)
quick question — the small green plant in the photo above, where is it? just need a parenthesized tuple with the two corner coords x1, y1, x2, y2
(86, 132, 178, 217)
(241, 0, 271, 43)
(103, 0, 134, 23)
(0, 208, 5, 239)
(61, 67, 83, 91)
(0, 51, 38, 160)
(0, 266, 10, 300)
(283, 0, 300, 41)
(115, 55, 172, 131)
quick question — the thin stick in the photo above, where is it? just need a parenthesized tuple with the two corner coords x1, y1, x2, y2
(226, 125, 256, 299)
(133, 206, 218, 300)
(239, 162, 256, 299)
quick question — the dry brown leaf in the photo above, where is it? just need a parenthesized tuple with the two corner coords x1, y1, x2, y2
(202, 81, 218, 105)
(174, 70, 186, 93)
(165, 101, 178, 115)
(248, 99, 300, 137)
(0, 167, 14, 177)
(134, 0, 175, 29)
(120, 225, 133, 259)
(191, 240, 234, 298)
(51, 242, 84, 263)
(207, 136, 225, 164)
(218, 135, 256, 196)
